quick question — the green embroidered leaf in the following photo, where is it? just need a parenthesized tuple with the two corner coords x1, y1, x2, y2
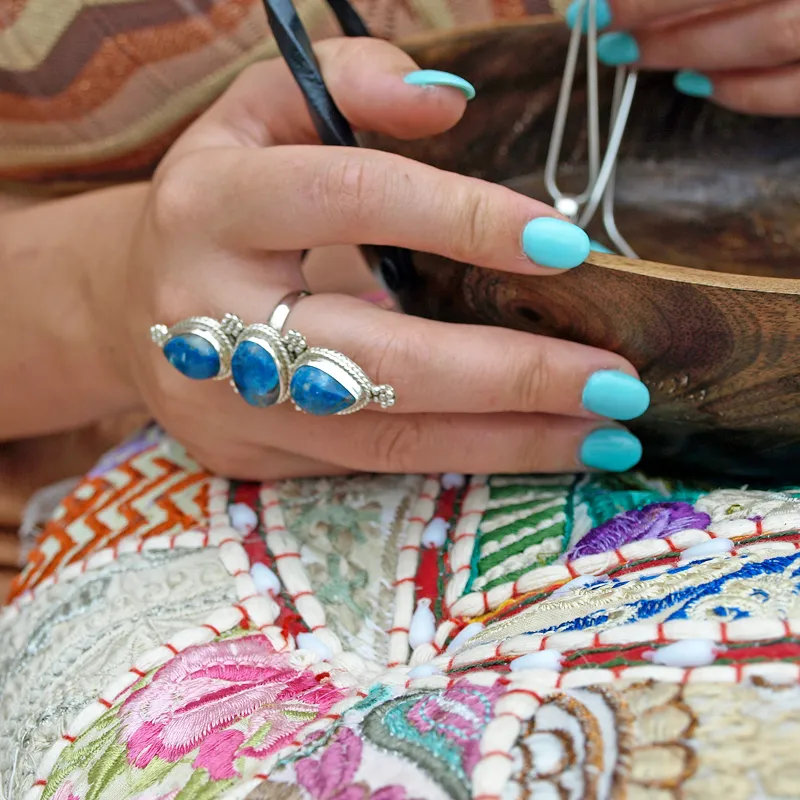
(127, 756, 180, 795)
(175, 769, 209, 800)
(42, 725, 121, 800)
(85, 743, 128, 800)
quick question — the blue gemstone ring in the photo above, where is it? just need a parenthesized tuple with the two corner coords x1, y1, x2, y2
(230, 323, 293, 408)
(150, 314, 242, 381)
(289, 346, 396, 416)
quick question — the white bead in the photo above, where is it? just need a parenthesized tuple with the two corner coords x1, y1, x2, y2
(422, 518, 449, 549)
(446, 622, 485, 653)
(644, 639, 722, 668)
(551, 574, 608, 599)
(680, 538, 734, 562)
(296, 632, 333, 662)
(408, 599, 437, 649)
(509, 650, 563, 672)
(229, 502, 259, 534)
(250, 562, 281, 596)
(441, 473, 466, 490)
(408, 663, 444, 678)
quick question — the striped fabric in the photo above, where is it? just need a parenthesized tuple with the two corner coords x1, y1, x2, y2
(0, 0, 554, 188)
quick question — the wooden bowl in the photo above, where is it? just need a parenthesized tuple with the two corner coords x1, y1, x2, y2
(363, 17, 800, 481)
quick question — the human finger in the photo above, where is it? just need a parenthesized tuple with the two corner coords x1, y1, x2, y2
(257, 409, 644, 475)
(677, 62, 800, 115)
(169, 36, 473, 159)
(263, 293, 650, 420)
(595, 0, 800, 71)
(159, 145, 591, 274)
(563, 0, 733, 33)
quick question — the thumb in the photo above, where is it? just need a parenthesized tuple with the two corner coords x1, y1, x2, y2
(169, 37, 474, 160)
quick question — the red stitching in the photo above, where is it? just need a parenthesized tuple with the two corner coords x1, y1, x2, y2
(203, 624, 222, 637)
(98, 697, 113, 709)
(293, 590, 313, 601)
(310, 624, 325, 632)
(400, 544, 420, 553)
(482, 750, 513, 761)
(62, 734, 76, 743)
(393, 577, 416, 586)
(165, 643, 179, 655)
(273, 551, 300, 561)
(130, 668, 147, 678)
(389, 627, 410, 634)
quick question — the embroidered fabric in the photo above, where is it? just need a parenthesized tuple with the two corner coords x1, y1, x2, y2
(3, 426, 800, 800)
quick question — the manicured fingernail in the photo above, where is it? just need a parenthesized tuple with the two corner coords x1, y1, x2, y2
(565, 0, 613, 32)
(597, 32, 640, 66)
(403, 70, 476, 100)
(583, 370, 650, 421)
(522, 218, 590, 270)
(581, 429, 643, 472)
(674, 70, 713, 99)
(590, 239, 615, 254)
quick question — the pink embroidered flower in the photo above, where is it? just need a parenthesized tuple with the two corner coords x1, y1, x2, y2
(52, 782, 81, 800)
(295, 728, 419, 800)
(120, 635, 344, 780)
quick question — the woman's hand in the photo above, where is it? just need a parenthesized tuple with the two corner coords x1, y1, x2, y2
(111, 37, 649, 480)
(566, 0, 800, 115)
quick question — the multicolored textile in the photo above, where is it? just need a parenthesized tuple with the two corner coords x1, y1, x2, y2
(0, 0, 554, 187)
(3, 425, 800, 800)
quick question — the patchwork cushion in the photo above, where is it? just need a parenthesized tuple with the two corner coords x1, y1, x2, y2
(3, 424, 800, 800)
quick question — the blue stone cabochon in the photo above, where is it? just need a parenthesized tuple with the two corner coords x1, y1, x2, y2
(290, 349, 369, 416)
(230, 325, 291, 407)
(156, 316, 235, 380)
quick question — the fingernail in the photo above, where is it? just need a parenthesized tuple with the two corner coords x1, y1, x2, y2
(581, 429, 643, 472)
(403, 70, 476, 100)
(565, 0, 613, 32)
(674, 70, 713, 99)
(590, 239, 615, 254)
(583, 370, 650, 421)
(597, 32, 640, 66)
(522, 217, 591, 270)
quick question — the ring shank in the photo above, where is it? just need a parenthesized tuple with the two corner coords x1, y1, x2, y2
(268, 290, 311, 334)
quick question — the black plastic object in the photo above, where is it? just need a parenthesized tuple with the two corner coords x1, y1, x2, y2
(260, 0, 416, 294)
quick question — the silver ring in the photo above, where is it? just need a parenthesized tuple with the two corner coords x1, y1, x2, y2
(268, 290, 311, 335)
(289, 345, 396, 416)
(151, 313, 242, 381)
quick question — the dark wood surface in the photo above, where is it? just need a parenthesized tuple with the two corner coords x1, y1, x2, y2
(365, 18, 800, 480)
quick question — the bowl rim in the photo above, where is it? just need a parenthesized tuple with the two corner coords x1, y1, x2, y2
(396, 17, 800, 296)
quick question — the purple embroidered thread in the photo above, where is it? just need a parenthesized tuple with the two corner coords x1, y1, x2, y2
(568, 502, 711, 559)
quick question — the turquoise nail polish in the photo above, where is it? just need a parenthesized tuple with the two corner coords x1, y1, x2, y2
(597, 32, 640, 66)
(522, 218, 590, 270)
(583, 370, 650, 421)
(403, 70, 476, 100)
(590, 240, 615, 254)
(674, 70, 713, 99)
(581, 429, 643, 472)
(565, 0, 613, 32)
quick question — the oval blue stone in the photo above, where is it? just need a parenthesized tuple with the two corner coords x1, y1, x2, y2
(231, 340, 281, 407)
(290, 365, 356, 416)
(163, 333, 220, 380)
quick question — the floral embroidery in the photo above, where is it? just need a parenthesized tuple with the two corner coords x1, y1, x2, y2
(295, 728, 421, 800)
(361, 681, 504, 800)
(120, 636, 343, 778)
(43, 635, 346, 800)
(568, 502, 712, 559)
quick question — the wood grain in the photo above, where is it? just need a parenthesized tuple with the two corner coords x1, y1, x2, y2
(364, 18, 800, 480)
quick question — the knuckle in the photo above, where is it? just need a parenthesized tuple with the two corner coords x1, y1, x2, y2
(773, 8, 800, 62)
(368, 417, 426, 472)
(312, 154, 385, 227)
(368, 328, 429, 388)
(511, 346, 551, 411)
(150, 156, 205, 235)
(448, 185, 494, 264)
